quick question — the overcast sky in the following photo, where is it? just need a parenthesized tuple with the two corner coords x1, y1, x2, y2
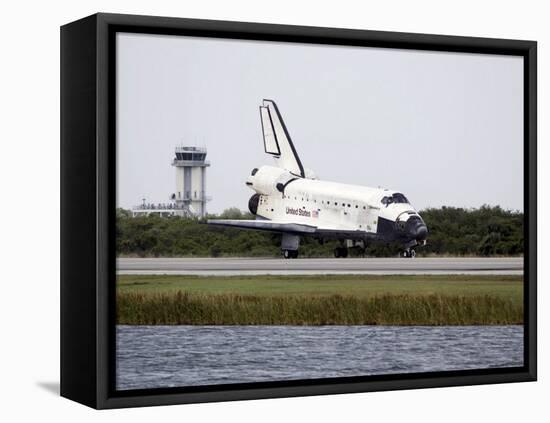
(116, 33, 523, 214)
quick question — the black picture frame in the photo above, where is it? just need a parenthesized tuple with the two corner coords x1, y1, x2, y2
(60, 12, 537, 409)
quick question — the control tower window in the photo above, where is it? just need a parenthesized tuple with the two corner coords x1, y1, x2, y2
(191, 153, 206, 161)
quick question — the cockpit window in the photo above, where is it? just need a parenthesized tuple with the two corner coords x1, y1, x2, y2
(381, 193, 409, 206)
(392, 193, 409, 203)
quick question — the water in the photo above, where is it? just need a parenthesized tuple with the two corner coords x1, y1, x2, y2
(116, 325, 523, 390)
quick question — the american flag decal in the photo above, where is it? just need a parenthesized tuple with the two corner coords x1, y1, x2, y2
(312, 210, 319, 218)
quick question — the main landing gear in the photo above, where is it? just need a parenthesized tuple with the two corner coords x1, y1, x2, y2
(281, 233, 300, 259)
(282, 249, 299, 259)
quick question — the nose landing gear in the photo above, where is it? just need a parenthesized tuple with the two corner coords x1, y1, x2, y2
(401, 239, 420, 258)
(402, 248, 416, 258)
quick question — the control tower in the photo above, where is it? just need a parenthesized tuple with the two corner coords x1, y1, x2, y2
(171, 146, 210, 217)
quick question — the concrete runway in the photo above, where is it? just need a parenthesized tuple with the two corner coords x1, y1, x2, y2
(117, 257, 523, 275)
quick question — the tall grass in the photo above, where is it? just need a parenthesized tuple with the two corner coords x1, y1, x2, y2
(117, 292, 523, 326)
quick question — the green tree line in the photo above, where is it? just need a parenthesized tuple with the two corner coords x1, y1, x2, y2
(116, 205, 523, 258)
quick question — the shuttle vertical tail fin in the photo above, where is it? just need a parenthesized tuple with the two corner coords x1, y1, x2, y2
(259, 99, 305, 178)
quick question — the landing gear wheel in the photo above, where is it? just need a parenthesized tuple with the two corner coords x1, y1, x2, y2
(401, 249, 416, 258)
(283, 249, 299, 259)
(341, 248, 349, 258)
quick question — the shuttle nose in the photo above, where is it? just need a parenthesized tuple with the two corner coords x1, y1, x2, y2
(405, 217, 428, 241)
(413, 223, 428, 241)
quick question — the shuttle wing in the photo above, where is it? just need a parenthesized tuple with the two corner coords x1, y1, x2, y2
(259, 100, 305, 178)
(208, 219, 317, 234)
(208, 219, 374, 240)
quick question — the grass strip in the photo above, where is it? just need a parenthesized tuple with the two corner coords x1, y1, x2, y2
(117, 274, 523, 304)
(117, 292, 523, 326)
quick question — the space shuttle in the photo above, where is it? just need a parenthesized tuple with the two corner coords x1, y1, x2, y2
(208, 100, 428, 258)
